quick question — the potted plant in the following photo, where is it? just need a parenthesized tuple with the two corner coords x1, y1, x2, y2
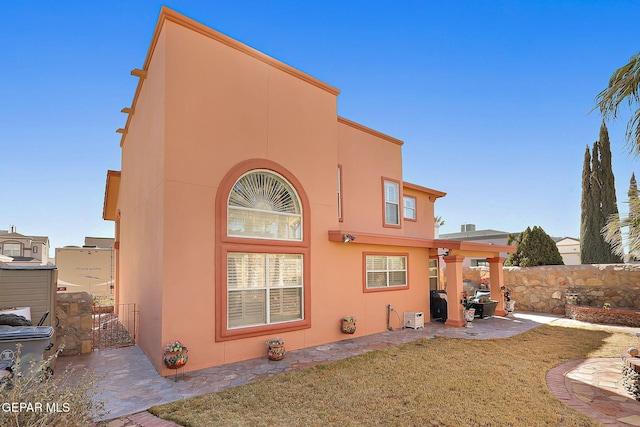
(461, 291, 475, 327)
(340, 316, 357, 334)
(266, 338, 285, 361)
(163, 340, 188, 370)
(502, 286, 515, 315)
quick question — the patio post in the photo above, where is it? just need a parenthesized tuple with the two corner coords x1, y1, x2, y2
(443, 255, 466, 327)
(487, 257, 506, 316)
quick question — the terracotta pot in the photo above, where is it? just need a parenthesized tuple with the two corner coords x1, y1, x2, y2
(341, 320, 356, 334)
(267, 344, 285, 361)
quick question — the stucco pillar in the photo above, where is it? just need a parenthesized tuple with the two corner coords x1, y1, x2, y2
(487, 257, 506, 316)
(444, 255, 466, 327)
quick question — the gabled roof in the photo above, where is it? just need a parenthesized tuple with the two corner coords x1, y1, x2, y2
(0, 233, 49, 244)
(0, 232, 27, 239)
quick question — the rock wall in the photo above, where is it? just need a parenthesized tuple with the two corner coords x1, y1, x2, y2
(463, 264, 640, 314)
(565, 305, 640, 327)
(55, 292, 92, 356)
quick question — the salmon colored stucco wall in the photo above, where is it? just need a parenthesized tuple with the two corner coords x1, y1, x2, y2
(337, 121, 403, 234)
(402, 186, 436, 239)
(117, 28, 167, 362)
(113, 9, 440, 374)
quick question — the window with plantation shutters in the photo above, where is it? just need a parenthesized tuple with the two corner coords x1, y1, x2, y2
(227, 253, 303, 328)
(224, 169, 305, 331)
(365, 255, 407, 289)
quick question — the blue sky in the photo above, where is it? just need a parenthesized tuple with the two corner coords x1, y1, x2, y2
(1, 1, 639, 254)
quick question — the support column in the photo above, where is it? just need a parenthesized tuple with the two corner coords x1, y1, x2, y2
(444, 255, 466, 327)
(488, 257, 506, 316)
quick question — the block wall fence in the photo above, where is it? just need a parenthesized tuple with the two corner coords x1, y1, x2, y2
(462, 264, 640, 314)
(55, 292, 93, 356)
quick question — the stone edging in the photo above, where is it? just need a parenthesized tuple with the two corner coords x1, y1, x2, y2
(565, 305, 640, 327)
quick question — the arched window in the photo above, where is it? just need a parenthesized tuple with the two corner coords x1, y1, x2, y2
(216, 161, 311, 341)
(227, 170, 302, 241)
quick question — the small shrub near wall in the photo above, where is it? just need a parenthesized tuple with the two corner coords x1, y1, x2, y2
(0, 346, 108, 425)
(463, 264, 640, 315)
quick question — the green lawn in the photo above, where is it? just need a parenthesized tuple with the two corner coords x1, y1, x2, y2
(149, 323, 634, 426)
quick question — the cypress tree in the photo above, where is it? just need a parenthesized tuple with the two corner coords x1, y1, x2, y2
(598, 123, 623, 263)
(630, 172, 638, 201)
(580, 146, 599, 263)
(580, 126, 624, 264)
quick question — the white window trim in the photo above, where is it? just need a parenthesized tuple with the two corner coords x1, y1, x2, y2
(384, 179, 400, 226)
(403, 196, 416, 220)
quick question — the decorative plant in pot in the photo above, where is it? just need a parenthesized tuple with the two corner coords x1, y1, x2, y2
(502, 286, 515, 315)
(461, 291, 475, 327)
(266, 338, 285, 361)
(340, 316, 357, 334)
(163, 340, 188, 370)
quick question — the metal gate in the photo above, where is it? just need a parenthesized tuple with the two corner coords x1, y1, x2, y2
(92, 303, 138, 350)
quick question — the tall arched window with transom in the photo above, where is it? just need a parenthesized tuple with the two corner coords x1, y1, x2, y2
(225, 170, 305, 329)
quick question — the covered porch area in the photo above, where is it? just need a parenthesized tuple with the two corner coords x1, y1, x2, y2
(432, 239, 516, 327)
(327, 231, 515, 328)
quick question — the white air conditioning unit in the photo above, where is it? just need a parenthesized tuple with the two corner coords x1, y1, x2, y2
(404, 311, 424, 329)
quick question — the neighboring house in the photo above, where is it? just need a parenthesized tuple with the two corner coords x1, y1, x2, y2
(102, 7, 514, 375)
(440, 224, 581, 266)
(55, 237, 115, 297)
(0, 226, 51, 266)
(554, 237, 580, 265)
(439, 224, 514, 267)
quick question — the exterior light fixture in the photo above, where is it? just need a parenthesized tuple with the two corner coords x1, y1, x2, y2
(342, 234, 356, 243)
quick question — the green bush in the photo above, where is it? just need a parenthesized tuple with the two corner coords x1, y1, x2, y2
(0, 344, 108, 426)
(505, 226, 564, 267)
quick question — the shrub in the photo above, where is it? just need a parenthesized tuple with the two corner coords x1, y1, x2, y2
(505, 226, 564, 267)
(0, 344, 108, 426)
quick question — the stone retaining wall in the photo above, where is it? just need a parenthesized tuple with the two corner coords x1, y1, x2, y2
(622, 347, 640, 400)
(55, 292, 93, 356)
(565, 305, 640, 327)
(463, 264, 640, 315)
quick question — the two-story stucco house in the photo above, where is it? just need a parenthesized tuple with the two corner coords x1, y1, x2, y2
(0, 227, 51, 266)
(103, 7, 513, 375)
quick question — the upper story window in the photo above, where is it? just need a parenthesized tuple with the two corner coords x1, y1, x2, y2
(403, 196, 416, 220)
(383, 179, 400, 226)
(337, 165, 343, 220)
(2, 243, 21, 257)
(228, 170, 302, 241)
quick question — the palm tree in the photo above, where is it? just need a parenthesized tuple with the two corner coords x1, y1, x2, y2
(594, 52, 640, 155)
